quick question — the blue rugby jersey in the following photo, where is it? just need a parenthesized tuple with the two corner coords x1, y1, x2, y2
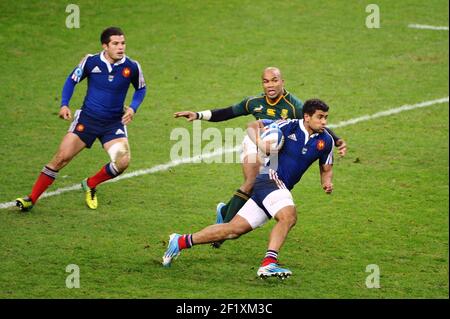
(61, 51, 146, 121)
(259, 119, 334, 190)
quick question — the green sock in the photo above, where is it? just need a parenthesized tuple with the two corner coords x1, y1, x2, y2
(220, 202, 230, 219)
(223, 189, 251, 223)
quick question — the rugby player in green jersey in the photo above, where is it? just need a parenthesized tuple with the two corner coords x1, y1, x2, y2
(174, 67, 346, 247)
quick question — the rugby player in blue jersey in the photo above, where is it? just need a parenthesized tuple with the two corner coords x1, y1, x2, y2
(16, 27, 146, 211)
(174, 68, 346, 248)
(163, 99, 334, 279)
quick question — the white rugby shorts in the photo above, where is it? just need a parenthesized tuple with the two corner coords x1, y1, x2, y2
(240, 134, 271, 164)
(237, 189, 295, 229)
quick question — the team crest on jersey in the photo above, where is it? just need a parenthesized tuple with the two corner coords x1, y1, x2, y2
(76, 124, 85, 132)
(122, 67, 131, 78)
(281, 109, 288, 119)
(317, 140, 325, 151)
(108, 75, 114, 82)
(302, 147, 307, 155)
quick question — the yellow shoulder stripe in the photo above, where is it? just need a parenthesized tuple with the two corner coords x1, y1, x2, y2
(282, 94, 297, 119)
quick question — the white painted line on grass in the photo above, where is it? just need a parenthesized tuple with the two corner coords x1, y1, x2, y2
(1, 97, 448, 209)
(0, 146, 239, 210)
(408, 24, 449, 31)
(327, 97, 449, 129)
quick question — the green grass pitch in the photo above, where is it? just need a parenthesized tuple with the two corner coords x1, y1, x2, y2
(0, 0, 448, 299)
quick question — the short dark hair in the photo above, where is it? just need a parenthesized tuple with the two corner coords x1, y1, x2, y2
(303, 99, 329, 117)
(100, 27, 124, 44)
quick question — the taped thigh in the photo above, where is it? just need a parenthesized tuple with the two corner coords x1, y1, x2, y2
(107, 140, 130, 167)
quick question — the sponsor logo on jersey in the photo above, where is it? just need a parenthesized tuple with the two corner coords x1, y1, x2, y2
(266, 108, 276, 117)
(317, 139, 325, 151)
(76, 124, 85, 132)
(122, 67, 131, 78)
(91, 66, 102, 73)
(288, 134, 297, 141)
(115, 129, 125, 135)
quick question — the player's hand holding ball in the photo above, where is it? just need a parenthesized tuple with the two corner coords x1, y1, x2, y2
(258, 124, 284, 156)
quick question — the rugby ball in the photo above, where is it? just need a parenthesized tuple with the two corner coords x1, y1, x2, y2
(260, 123, 284, 153)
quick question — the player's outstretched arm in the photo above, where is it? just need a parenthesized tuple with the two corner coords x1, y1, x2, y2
(335, 138, 347, 157)
(319, 164, 333, 194)
(59, 106, 72, 121)
(324, 127, 347, 157)
(174, 111, 198, 121)
(174, 106, 239, 123)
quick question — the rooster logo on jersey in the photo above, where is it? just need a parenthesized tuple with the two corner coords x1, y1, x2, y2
(122, 67, 131, 78)
(317, 139, 325, 151)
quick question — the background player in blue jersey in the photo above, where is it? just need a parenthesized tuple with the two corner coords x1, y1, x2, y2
(174, 68, 346, 247)
(16, 27, 146, 211)
(163, 99, 334, 278)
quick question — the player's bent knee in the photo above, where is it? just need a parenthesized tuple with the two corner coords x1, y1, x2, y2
(286, 214, 297, 228)
(115, 154, 130, 172)
(225, 232, 241, 240)
(227, 217, 253, 239)
(225, 228, 246, 240)
(242, 161, 261, 176)
(222, 223, 240, 240)
(276, 208, 297, 228)
(289, 214, 297, 228)
(240, 180, 255, 194)
(107, 141, 130, 173)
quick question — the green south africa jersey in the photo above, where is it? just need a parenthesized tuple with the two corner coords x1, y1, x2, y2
(231, 91, 303, 120)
